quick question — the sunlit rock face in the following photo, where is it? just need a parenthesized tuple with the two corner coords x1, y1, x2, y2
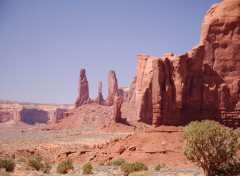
(135, 0, 240, 125)
(105, 70, 119, 106)
(75, 69, 90, 107)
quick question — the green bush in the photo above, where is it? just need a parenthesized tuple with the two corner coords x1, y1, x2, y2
(0, 159, 16, 172)
(27, 155, 51, 173)
(82, 162, 93, 174)
(57, 159, 74, 174)
(107, 158, 126, 166)
(27, 155, 43, 171)
(120, 162, 148, 173)
(184, 120, 239, 176)
(154, 163, 165, 171)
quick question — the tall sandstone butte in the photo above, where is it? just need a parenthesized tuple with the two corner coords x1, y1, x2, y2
(135, 0, 240, 125)
(105, 70, 118, 106)
(75, 69, 89, 107)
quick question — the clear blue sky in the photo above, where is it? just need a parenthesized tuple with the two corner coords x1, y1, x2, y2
(0, 0, 222, 104)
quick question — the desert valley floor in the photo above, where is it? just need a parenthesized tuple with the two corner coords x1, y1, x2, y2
(0, 120, 208, 176)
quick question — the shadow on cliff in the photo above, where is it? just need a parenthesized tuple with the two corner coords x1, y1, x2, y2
(181, 64, 239, 128)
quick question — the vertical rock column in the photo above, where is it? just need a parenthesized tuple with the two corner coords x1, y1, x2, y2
(75, 69, 89, 107)
(113, 95, 122, 123)
(151, 59, 163, 126)
(135, 55, 153, 123)
(105, 70, 118, 106)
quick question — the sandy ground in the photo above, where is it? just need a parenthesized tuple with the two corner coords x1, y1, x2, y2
(0, 121, 207, 176)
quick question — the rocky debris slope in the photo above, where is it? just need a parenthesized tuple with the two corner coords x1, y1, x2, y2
(0, 100, 73, 124)
(46, 104, 113, 130)
(135, 0, 240, 126)
(93, 126, 195, 168)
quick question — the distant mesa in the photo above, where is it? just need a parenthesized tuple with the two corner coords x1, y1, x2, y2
(0, 100, 73, 125)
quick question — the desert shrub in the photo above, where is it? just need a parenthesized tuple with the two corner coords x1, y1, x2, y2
(82, 162, 93, 174)
(120, 162, 148, 173)
(0, 159, 16, 172)
(41, 161, 52, 174)
(27, 155, 51, 173)
(98, 161, 104, 166)
(184, 120, 239, 176)
(27, 155, 43, 171)
(107, 158, 126, 166)
(154, 163, 165, 171)
(57, 159, 74, 174)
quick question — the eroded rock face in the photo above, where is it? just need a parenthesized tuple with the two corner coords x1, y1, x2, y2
(105, 70, 118, 106)
(135, 0, 240, 125)
(113, 96, 122, 123)
(135, 55, 154, 122)
(201, 0, 240, 110)
(75, 69, 90, 107)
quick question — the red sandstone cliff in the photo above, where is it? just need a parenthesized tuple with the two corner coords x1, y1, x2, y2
(135, 0, 240, 126)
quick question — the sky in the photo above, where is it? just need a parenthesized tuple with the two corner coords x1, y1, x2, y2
(0, 0, 222, 104)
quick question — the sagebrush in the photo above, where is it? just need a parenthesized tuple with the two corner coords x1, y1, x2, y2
(0, 159, 16, 172)
(82, 162, 93, 174)
(57, 159, 74, 174)
(120, 161, 148, 173)
(27, 155, 51, 173)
